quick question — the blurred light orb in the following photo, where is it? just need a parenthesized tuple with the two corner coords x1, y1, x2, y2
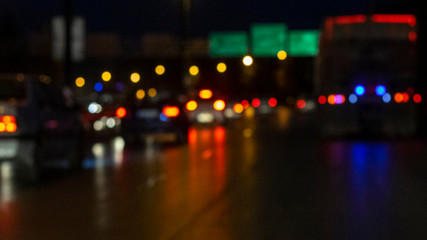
(94, 82, 103, 92)
(130, 72, 141, 83)
(217, 62, 227, 73)
(155, 65, 165, 75)
(102, 71, 112, 82)
(277, 50, 287, 60)
(243, 55, 253, 66)
(75, 77, 85, 87)
(136, 89, 145, 100)
(189, 66, 199, 76)
(148, 88, 157, 97)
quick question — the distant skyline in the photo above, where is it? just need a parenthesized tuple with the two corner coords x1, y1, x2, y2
(1, 0, 405, 39)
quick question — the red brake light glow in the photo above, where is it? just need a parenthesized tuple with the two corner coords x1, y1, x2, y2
(163, 106, 180, 117)
(296, 100, 306, 109)
(413, 94, 422, 103)
(0, 115, 17, 133)
(318, 95, 327, 104)
(268, 97, 277, 107)
(372, 14, 416, 26)
(252, 98, 261, 108)
(116, 107, 127, 118)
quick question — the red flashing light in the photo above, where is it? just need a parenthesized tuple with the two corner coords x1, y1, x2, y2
(163, 106, 180, 117)
(414, 94, 422, 103)
(335, 15, 366, 24)
(296, 99, 306, 109)
(268, 97, 277, 107)
(252, 98, 261, 108)
(116, 107, 127, 118)
(372, 14, 416, 26)
(318, 95, 327, 104)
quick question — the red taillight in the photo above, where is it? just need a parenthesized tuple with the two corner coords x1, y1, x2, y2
(414, 94, 422, 103)
(163, 106, 180, 117)
(0, 115, 17, 132)
(241, 100, 250, 109)
(116, 107, 127, 118)
(252, 98, 261, 108)
(296, 100, 306, 109)
(318, 95, 327, 104)
(268, 97, 277, 107)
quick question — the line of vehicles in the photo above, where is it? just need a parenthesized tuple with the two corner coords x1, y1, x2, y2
(0, 73, 279, 180)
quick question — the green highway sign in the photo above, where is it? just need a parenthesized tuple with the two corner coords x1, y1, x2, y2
(209, 32, 248, 57)
(251, 23, 288, 57)
(289, 30, 319, 57)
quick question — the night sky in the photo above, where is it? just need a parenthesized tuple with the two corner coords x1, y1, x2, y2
(1, 0, 403, 39)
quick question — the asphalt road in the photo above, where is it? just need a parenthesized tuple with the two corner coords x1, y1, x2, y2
(2, 110, 427, 239)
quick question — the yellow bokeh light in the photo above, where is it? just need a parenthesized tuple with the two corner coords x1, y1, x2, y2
(102, 71, 112, 81)
(243, 55, 253, 66)
(277, 50, 287, 60)
(130, 73, 141, 83)
(136, 89, 145, 100)
(75, 77, 85, 87)
(148, 88, 157, 97)
(233, 103, 244, 114)
(155, 65, 165, 75)
(217, 62, 227, 73)
(189, 65, 199, 76)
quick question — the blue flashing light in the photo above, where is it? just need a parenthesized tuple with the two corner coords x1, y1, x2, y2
(349, 94, 358, 104)
(94, 82, 103, 92)
(375, 85, 386, 96)
(382, 93, 391, 103)
(355, 85, 365, 96)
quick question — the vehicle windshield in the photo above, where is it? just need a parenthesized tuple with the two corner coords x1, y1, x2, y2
(0, 79, 27, 101)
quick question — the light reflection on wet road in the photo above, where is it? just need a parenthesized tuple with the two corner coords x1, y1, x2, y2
(1, 114, 427, 239)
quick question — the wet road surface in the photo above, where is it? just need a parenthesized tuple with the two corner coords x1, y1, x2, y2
(2, 111, 427, 239)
